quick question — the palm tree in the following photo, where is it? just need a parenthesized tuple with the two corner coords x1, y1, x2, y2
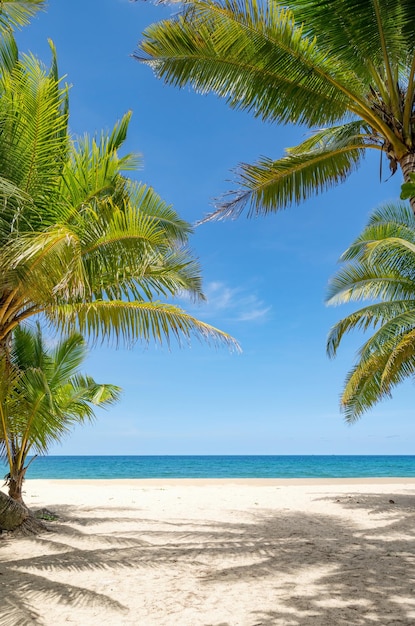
(136, 0, 415, 219)
(0, 38, 240, 352)
(0, 322, 121, 505)
(326, 202, 415, 422)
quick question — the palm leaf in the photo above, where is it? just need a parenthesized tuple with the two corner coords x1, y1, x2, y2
(48, 300, 241, 351)
(0, 1, 45, 32)
(289, 0, 415, 89)
(341, 355, 392, 423)
(206, 138, 366, 219)
(326, 300, 415, 358)
(138, 0, 362, 127)
(327, 201, 415, 420)
(0, 48, 68, 214)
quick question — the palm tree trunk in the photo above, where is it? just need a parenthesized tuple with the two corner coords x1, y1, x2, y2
(0, 489, 29, 530)
(399, 152, 415, 213)
(8, 467, 27, 504)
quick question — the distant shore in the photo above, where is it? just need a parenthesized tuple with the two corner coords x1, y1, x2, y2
(2, 478, 415, 625)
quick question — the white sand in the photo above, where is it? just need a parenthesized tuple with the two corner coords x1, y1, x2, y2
(1, 478, 415, 625)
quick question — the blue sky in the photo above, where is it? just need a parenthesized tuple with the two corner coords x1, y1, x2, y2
(14, 0, 415, 455)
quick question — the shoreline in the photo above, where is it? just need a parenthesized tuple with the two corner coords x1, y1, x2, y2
(24, 476, 415, 485)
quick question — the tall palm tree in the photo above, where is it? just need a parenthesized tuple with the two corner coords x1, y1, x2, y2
(326, 202, 415, 422)
(0, 323, 121, 505)
(0, 38, 240, 352)
(136, 0, 415, 219)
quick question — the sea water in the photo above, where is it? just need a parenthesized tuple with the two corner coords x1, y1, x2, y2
(1, 455, 415, 479)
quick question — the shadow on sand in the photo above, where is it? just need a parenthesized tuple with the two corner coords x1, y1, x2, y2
(0, 490, 414, 625)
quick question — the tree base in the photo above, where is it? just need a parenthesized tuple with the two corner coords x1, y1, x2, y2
(0, 489, 59, 534)
(10, 514, 50, 536)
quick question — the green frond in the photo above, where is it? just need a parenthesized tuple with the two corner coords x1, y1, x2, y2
(364, 238, 415, 275)
(49, 333, 88, 388)
(107, 110, 133, 153)
(340, 202, 415, 262)
(353, 311, 415, 371)
(137, 0, 359, 127)
(289, 0, 415, 84)
(340, 321, 415, 423)
(341, 354, 391, 423)
(327, 264, 415, 306)
(285, 122, 380, 155)
(69, 375, 122, 407)
(205, 141, 365, 219)
(125, 181, 193, 245)
(378, 329, 415, 388)
(326, 300, 414, 358)
(366, 202, 415, 228)
(60, 117, 140, 212)
(328, 201, 415, 420)
(48, 300, 241, 351)
(82, 202, 168, 255)
(0, 30, 18, 72)
(0, 49, 68, 207)
(4, 225, 86, 303)
(0, 0, 45, 33)
(47, 38, 58, 82)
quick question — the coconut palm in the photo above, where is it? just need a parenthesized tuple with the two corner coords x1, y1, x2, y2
(136, 0, 415, 219)
(0, 38, 239, 353)
(326, 202, 415, 422)
(0, 322, 121, 505)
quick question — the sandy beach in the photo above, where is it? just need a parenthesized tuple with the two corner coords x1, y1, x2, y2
(1, 478, 415, 625)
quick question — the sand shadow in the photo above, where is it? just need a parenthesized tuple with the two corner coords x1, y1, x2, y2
(0, 493, 414, 624)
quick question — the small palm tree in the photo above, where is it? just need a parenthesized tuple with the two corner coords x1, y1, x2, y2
(137, 0, 415, 219)
(0, 323, 121, 504)
(326, 202, 415, 422)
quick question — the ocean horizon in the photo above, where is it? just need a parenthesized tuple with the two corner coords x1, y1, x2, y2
(3, 455, 415, 480)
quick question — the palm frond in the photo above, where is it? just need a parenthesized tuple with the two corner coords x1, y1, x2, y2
(125, 181, 193, 245)
(205, 139, 365, 220)
(68, 375, 122, 407)
(341, 355, 392, 423)
(0, 30, 18, 72)
(328, 201, 415, 420)
(0, 1, 45, 33)
(289, 0, 415, 88)
(327, 263, 415, 306)
(0, 48, 68, 213)
(326, 300, 415, 358)
(48, 300, 241, 351)
(340, 202, 415, 262)
(137, 0, 360, 127)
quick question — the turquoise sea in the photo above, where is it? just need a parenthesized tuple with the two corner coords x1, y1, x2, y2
(2, 455, 415, 479)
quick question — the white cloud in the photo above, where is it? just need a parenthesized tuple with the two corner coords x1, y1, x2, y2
(199, 281, 272, 323)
